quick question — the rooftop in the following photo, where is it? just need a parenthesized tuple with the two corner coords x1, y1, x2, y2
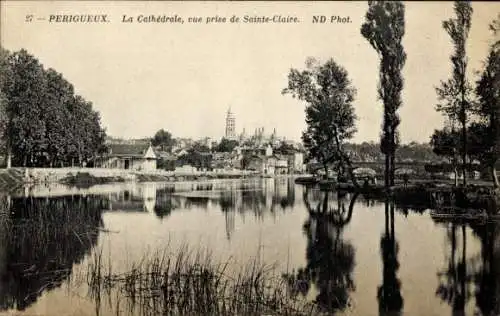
(107, 143, 154, 158)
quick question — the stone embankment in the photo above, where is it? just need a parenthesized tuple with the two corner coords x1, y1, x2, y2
(0, 168, 260, 188)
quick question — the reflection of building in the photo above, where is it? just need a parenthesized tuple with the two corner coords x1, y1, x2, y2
(291, 152, 305, 173)
(96, 143, 158, 171)
(225, 108, 236, 140)
(106, 185, 157, 212)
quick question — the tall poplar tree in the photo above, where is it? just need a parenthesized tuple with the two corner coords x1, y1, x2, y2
(437, 1, 473, 186)
(475, 15, 500, 188)
(361, 1, 406, 189)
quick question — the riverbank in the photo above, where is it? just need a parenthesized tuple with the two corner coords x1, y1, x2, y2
(0, 167, 266, 188)
(329, 180, 500, 212)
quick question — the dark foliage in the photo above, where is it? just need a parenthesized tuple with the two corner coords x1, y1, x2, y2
(0, 48, 106, 167)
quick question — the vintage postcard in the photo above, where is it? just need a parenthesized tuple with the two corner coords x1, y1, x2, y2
(1, 1, 500, 315)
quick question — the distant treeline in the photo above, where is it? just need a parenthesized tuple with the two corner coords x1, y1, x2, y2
(344, 142, 442, 163)
(0, 47, 106, 167)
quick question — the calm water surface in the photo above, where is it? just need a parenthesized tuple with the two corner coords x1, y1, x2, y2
(0, 177, 498, 315)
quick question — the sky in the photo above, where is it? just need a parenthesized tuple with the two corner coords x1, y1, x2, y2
(1, 1, 499, 144)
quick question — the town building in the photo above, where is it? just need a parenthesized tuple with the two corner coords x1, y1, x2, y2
(95, 143, 158, 171)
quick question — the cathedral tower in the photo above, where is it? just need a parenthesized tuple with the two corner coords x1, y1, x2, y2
(225, 108, 236, 140)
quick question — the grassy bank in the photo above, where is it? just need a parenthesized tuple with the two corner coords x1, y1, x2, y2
(85, 246, 323, 316)
(60, 172, 127, 187)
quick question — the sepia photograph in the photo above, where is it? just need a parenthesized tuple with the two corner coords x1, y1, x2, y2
(1, 1, 500, 315)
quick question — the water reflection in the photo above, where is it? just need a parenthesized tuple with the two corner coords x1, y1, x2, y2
(284, 189, 358, 314)
(1, 179, 500, 315)
(436, 222, 469, 313)
(154, 187, 182, 219)
(106, 183, 158, 213)
(0, 194, 105, 311)
(218, 178, 296, 213)
(434, 218, 500, 316)
(218, 178, 296, 239)
(378, 200, 404, 315)
(473, 222, 500, 316)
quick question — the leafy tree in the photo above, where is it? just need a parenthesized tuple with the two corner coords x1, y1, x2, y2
(274, 141, 296, 155)
(361, 0, 407, 189)
(430, 128, 462, 185)
(67, 96, 104, 166)
(282, 58, 358, 184)
(152, 129, 175, 152)
(475, 15, 500, 187)
(0, 48, 106, 168)
(190, 141, 210, 153)
(178, 150, 212, 169)
(431, 125, 486, 184)
(215, 138, 239, 152)
(3, 49, 48, 167)
(0, 47, 11, 166)
(437, 1, 474, 186)
(240, 154, 253, 170)
(42, 69, 74, 167)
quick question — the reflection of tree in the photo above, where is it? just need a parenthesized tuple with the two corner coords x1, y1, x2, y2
(0, 195, 105, 311)
(184, 196, 209, 209)
(284, 189, 358, 313)
(435, 222, 471, 314)
(433, 219, 500, 316)
(154, 187, 181, 219)
(271, 178, 295, 211)
(361, 194, 427, 216)
(220, 190, 236, 212)
(220, 190, 238, 240)
(377, 200, 403, 315)
(470, 222, 500, 316)
(240, 188, 266, 216)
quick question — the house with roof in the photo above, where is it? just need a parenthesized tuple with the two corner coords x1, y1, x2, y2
(273, 155, 289, 175)
(95, 143, 158, 171)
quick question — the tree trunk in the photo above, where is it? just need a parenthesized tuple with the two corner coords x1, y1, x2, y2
(491, 165, 499, 189)
(323, 164, 329, 179)
(331, 130, 360, 189)
(384, 199, 389, 235)
(6, 147, 11, 169)
(338, 153, 360, 189)
(390, 201, 395, 237)
(459, 224, 467, 312)
(385, 153, 390, 191)
(390, 152, 395, 187)
(322, 190, 329, 213)
(454, 167, 459, 187)
(461, 98, 467, 187)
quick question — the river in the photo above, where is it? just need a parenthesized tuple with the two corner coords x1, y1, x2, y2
(0, 177, 498, 315)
